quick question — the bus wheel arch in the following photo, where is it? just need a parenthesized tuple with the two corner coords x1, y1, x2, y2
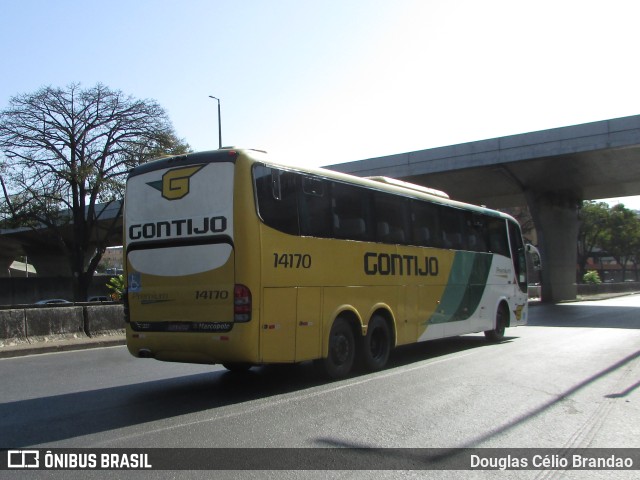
(322, 312, 360, 379)
(484, 300, 509, 342)
(360, 309, 394, 372)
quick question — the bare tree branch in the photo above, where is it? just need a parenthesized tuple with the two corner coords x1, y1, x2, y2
(0, 83, 190, 300)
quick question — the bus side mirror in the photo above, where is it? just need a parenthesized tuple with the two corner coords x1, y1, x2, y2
(526, 244, 542, 271)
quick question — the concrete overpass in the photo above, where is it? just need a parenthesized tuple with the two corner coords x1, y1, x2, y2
(0, 201, 122, 277)
(327, 115, 640, 302)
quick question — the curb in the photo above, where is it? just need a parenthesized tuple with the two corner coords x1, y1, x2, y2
(527, 291, 639, 306)
(0, 335, 125, 359)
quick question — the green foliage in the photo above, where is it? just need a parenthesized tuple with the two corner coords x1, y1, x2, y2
(106, 274, 125, 301)
(578, 201, 640, 279)
(582, 270, 602, 284)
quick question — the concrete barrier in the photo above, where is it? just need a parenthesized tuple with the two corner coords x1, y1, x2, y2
(528, 285, 541, 299)
(84, 304, 125, 336)
(0, 309, 27, 343)
(0, 304, 125, 346)
(25, 306, 85, 338)
(577, 281, 640, 296)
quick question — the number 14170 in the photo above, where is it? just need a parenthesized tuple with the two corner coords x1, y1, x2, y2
(273, 253, 312, 269)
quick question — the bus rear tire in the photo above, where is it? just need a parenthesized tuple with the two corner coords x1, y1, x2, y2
(323, 317, 355, 379)
(485, 304, 507, 342)
(360, 315, 391, 371)
(222, 362, 253, 372)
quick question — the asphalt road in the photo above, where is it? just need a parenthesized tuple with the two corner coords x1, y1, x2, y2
(1, 295, 639, 479)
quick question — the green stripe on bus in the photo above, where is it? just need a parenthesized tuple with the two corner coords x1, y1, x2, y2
(428, 252, 493, 324)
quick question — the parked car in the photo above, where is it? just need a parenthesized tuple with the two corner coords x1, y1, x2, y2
(35, 299, 72, 305)
(87, 296, 110, 302)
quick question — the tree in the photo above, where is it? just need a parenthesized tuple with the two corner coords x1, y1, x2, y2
(577, 201, 611, 278)
(0, 83, 190, 300)
(600, 204, 640, 281)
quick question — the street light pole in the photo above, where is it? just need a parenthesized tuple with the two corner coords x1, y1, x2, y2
(208, 95, 222, 149)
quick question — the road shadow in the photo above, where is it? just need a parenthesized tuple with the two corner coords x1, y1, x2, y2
(527, 301, 640, 329)
(316, 348, 640, 457)
(1, 336, 498, 447)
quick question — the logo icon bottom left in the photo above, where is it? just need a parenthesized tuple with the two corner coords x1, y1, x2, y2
(8, 450, 39, 468)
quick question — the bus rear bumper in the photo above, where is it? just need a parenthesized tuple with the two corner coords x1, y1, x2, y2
(125, 325, 259, 365)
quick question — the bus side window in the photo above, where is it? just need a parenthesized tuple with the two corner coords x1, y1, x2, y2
(331, 181, 372, 241)
(468, 213, 488, 252)
(410, 200, 441, 247)
(440, 207, 467, 250)
(253, 165, 300, 235)
(299, 175, 332, 238)
(373, 192, 409, 244)
(487, 218, 510, 257)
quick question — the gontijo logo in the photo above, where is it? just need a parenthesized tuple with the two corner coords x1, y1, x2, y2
(146, 165, 205, 200)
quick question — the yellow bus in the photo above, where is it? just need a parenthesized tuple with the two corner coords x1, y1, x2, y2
(124, 148, 529, 378)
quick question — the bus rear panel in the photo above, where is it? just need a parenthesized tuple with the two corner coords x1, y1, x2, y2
(124, 151, 257, 364)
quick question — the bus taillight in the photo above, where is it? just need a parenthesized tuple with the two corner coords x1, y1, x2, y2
(234, 284, 252, 322)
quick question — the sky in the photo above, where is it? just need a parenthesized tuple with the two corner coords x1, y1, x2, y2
(1, 0, 640, 207)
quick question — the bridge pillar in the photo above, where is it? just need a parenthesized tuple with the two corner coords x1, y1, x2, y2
(526, 190, 580, 303)
(0, 255, 14, 277)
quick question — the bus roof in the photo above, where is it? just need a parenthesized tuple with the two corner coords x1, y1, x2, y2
(365, 176, 450, 199)
(130, 148, 516, 221)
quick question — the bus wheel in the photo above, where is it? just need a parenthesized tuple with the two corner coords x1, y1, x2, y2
(485, 304, 507, 342)
(222, 363, 253, 373)
(361, 315, 391, 371)
(323, 318, 355, 379)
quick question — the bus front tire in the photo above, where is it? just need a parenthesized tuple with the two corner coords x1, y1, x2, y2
(360, 315, 391, 371)
(485, 304, 507, 342)
(323, 318, 355, 379)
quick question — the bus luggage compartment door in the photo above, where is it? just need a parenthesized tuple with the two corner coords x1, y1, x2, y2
(260, 287, 321, 363)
